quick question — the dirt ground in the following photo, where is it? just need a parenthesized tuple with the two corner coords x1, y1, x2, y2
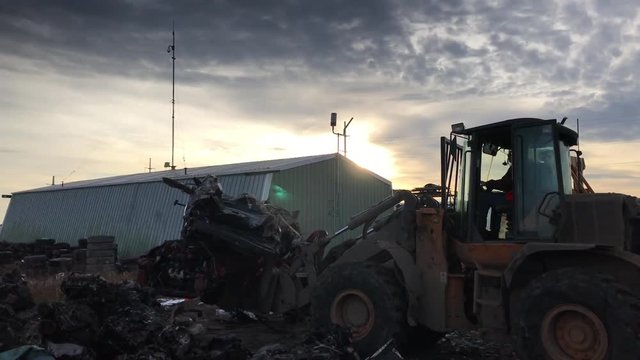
(221, 323, 521, 360)
(170, 299, 520, 360)
(0, 264, 521, 360)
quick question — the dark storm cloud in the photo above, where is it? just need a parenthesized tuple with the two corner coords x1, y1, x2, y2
(0, 0, 408, 80)
(0, 1, 168, 77)
(570, 94, 640, 141)
(0, 0, 566, 91)
(1, 0, 634, 93)
(2, 0, 639, 146)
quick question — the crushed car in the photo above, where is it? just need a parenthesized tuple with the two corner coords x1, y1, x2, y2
(137, 175, 327, 314)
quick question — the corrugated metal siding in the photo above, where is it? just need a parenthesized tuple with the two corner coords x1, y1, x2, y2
(1, 156, 390, 258)
(270, 159, 339, 234)
(332, 156, 393, 242)
(1, 174, 272, 258)
(1, 182, 187, 258)
(20, 154, 334, 193)
(218, 173, 272, 201)
(336, 156, 394, 228)
(269, 156, 392, 240)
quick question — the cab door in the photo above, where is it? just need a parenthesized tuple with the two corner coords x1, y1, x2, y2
(512, 123, 566, 240)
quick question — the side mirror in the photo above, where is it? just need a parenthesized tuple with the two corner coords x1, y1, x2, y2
(538, 192, 560, 218)
(482, 143, 499, 156)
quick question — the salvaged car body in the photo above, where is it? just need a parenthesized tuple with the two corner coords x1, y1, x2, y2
(138, 175, 326, 314)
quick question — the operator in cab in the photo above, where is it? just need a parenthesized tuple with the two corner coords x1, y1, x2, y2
(479, 151, 513, 238)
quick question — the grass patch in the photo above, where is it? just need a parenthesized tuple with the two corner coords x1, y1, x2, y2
(28, 276, 64, 303)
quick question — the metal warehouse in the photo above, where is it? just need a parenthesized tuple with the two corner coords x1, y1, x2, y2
(1, 153, 392, 258)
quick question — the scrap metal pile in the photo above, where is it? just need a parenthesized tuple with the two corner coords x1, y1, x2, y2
(138, 175, 323, 314)
(0, 272, 400, 360)
(0, 272, 170, 359)
(168, 175, 303, 257)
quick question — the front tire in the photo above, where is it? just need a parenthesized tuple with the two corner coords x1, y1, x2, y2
(311, 263, 407, 356)
(511, 268, 640, 360)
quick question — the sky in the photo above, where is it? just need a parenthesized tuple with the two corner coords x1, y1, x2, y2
(1, 0, 640, 222)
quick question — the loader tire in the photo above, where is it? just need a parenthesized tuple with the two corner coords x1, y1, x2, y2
(511, 268, 640, 360)
(311, 262, 407, 357)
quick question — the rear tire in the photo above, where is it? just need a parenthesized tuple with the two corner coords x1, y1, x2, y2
(311, 262, 407, 357)
(511, 268, 640, 360)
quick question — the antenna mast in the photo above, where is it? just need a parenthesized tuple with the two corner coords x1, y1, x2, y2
(329, 113, 354, 157)
(167, 22, 176, 170)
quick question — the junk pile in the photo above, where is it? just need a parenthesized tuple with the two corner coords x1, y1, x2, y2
(0, 236, 120, 276)
(0, 270, 35, 351)
(0, 273, 397, 360)
(0, 239, 73, 273)
(0, 272, 250, 359)
(138, 175, 322, 314)
(0, 239, 70, 261)
(0, 271, 517, 359)
(163, 175, 302, 257)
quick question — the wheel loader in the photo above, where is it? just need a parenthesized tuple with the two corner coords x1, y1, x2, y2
(310, 118, 640, 359)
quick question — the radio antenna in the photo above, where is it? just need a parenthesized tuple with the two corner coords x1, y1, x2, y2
(167, 22, 176, 170)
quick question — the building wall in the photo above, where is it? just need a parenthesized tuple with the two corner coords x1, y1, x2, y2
(1, 182, 187, 258)
(1, 173, 273, 258)
(1, 158, 391, 258)
(269, 156, 392, 240)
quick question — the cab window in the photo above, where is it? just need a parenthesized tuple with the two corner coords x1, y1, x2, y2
(514, 125, 559, 239)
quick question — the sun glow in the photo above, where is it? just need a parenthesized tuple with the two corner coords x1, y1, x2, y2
(347, 138, 396, 182)
(185, 120, 397, 184)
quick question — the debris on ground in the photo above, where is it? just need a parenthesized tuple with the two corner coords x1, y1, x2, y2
(0, 269, 36, 351)
(0, 270, 519, 359)
(421, 331, 519, 360)
(0, 269, 34, 311)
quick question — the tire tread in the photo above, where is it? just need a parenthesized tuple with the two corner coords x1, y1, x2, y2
(511, 267, 640, 360)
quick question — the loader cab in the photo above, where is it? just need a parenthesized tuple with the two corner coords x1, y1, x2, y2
(445, 118, 577, 243)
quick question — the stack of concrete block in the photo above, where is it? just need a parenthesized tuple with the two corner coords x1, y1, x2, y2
(49, 246, 74, 274)
(84, 236, 117, 274)
(72, 248, 88, 273)
(48, 257, 74, 274)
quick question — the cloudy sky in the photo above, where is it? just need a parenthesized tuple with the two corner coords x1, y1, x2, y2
(1, 0, 640, 222)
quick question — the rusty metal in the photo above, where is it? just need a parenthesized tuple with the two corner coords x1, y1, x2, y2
(454, 240, 524, 270)
(570, 155, 594, 194)
(415, 207, 449, 331)
(541, 304, 607, 360)
(330, 289, 376, 340)
(445, 274, 474, 329)
(139, 174, 318, 314)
